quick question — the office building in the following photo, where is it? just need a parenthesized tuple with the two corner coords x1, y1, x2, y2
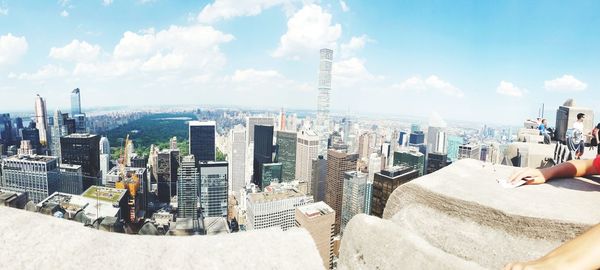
(426, 152, 448, 174)
(326, 149, 358, 235)
(106, 166, 148, 222)
(34, 94, 49, 145)
(311, 155, 327, 202)
(296, 130, 319, 186)
(228, 125, 246, 196)
(341, 171, 371, 232)
(178, 155, 199, 220)
(1, 155, 59, 203)
(316, 48, 333, 157)
(246, 117, 274, 145)
(393, 149, 425, 176)
(189, 121, 216, 163)
(71, 88, 81, 116)
(50, 109, 67, 161)
(60, 133, 100, 190)
(459, 144, 481, 160)
(409, 131, 425, 145)
(246, 186, 312, 231)
(447, 136, 464, 161)
(276, 131, 297, 182)
(199, 161, 228, 218)
(0, 113, 13, 147)
(398, 131, 409, 148)
(371, 166, 420, 218)
(260, 162, 282, 187)
(20, 128, 40, 154)
(58, 164, 83, 195)
(252, 125, 274, 189)
(17, 140, 36, 156)
(358, 132, 370, 159)
(295, 202, 336, 270)
(99, 136, 110, 185)
(368, 153, 383, 182)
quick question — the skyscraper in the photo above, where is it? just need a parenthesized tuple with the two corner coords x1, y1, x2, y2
(371, 166, 420, 218)
(427, 126, 446, 155)
(246, 117, 274, 145)
(178, 155, 199, 220)
(71, 88, 81, 116)
(199, 161, 228, 218)
(458, 144, 481, 160)
(276, 131, 297, 182)
(189, 121, 216, 163)
(393, 149, 425, 176)
(60, 133, 100, 190)
(246, 187, 312, 231)
(317, 48, 333, 157)
(252, 125, 274, 189)
(326, 149, 358, 235)
(228, 125, 246, 196)
(311, 155, 327, 201)
(1, 155, 59, 203)
(341, 171, 372, 233)
(50, 109, 67, 162)
(426, 152, 448, 174)
(296, 130, 319, 185)
(295, 202, 336, 270)
(99, 136, 110, 186)
(447, 136, 464, 161)
(0, 113, 13, 147)
(58, 164, 83, 195)
(34, 94, 49, 145)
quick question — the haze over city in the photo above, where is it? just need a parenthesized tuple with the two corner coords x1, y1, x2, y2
(1, 0, 599, 123)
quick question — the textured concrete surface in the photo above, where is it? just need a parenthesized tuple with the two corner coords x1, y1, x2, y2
(0, 206, 324, 270)
(340, 159, 600, 270)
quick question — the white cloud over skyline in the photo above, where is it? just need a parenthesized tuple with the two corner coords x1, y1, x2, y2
(496, 81, 524, 97)
(544, 75, 587, 92)
(393, 75, 464, 98)
(0, 33, 27, 67)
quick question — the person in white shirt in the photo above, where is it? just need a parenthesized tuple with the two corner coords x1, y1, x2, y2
(573, 113, 585, 159)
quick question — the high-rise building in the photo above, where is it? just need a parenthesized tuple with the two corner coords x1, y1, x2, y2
(178, 155, 199, 220)
(393, 149, 425, 176)
(1, 155, 59, 203)
(0, 113, 13, 147)
(189, 121, 216, 163)
(71, 88, 81, 116)
(156, 150, 173, 203)
(246, 187, 312, 231)
(358, 132, 371, 159)
(325, 149, 358, 235)
(199, 161, 228, 218)
(371, 166, 420, 218)
(276, 131, 297, 182)
(99, 136, 110, 185)
(341, 171, 372, 233)
(296, 130, 319, 185)
(311, 155, 327, 202)
(228, 125, 246, 197)
(58, 164, 83, 195)
(295, 202, 336, 270)
(34, 94, 49, 145)
(447, 136, 464, 161)
(252, 125, 274, 189)
(409, 131, 425, 145)
(398, 131, 408, 148)
(458, 144, 481, 160)
(60, 133, 100, 190)
(368, 153, 383, 182)
(410, 124, 421, 133)
(427, 126, 446, 155)
(317, 48, 333, 157)
(278, 108, 287, 131)
(260, 162, 282, 187)
(20, 128, 40, 154)
(17, 140, 35, 156)
(246, 117, 274, 146)
(426, 152, 448, 174)
(50, 109, 67, 161)
(435, 131, 447, 154)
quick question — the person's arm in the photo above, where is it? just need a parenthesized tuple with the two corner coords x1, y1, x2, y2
(509, 159, 598, 185)
(505, 223, 600, 270)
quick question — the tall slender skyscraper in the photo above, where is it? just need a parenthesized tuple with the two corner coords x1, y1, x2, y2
(317, 48, 333, 157)
(252, 125, 274, 188)
(178, 155, 199, 220)
(189, 121, 216, 164)
(71, 88, 81, 116)
(295, 130, 319, 184)
(34, 94, 49, 145)
(228, 125, 246, 196)
(276, 131, 297, 182)
(326, 149, 358, 235)
(99, 136, 110, 185)
(50, 109, 66, 161)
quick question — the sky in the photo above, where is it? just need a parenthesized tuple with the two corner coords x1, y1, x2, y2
(0, 0, 599, 125)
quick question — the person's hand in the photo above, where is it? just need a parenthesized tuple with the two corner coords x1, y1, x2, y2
(509, 168, 547, 185)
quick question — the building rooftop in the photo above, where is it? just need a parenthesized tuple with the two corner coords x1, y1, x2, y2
(59, 164, 82, 170)
(297, 201, 334, 218)
(248, 188, 307, 204)
(189, 120, 216, 126)
(5, 154, 57, 163)
(106, 166, 146, 176)
(81, 186, 126, 205)
(63, 133, 98, 139)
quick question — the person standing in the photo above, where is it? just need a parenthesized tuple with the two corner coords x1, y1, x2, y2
(573, 113, 586, 159)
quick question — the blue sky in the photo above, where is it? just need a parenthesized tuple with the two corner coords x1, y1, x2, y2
(0, 0, 599, 125)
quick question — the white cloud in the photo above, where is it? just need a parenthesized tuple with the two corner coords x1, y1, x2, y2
(49, 40, 101, 62)
(10, 64, 68, 81)
(544, 74, 587, 92)
(272, 4, 341, 59)
(60, 10, 69, 17)
(393, 75, 464, 97)
(102, 0, 113, 6)
(333, 57, 381, 86)
(339, 0, 349, 12)
(197, 0, 310, 23)
(340, 35, 372, 58)
(496, 81, 523, 97)
(0, 33, 28, 66)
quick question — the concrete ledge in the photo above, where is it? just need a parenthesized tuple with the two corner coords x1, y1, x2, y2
(0, 206, 324, 270)
(340, 159, 600, 269)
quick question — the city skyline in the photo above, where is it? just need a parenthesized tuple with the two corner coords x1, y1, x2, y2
(0, 1, 599, 124)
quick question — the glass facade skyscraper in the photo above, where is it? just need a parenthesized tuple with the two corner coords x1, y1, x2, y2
(71, 88, 81, 116)
(189, 121, 216, 164)
(252, 125, 274, 189)
(199, 161, 228, 218)
(275, 131, 297, 182)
